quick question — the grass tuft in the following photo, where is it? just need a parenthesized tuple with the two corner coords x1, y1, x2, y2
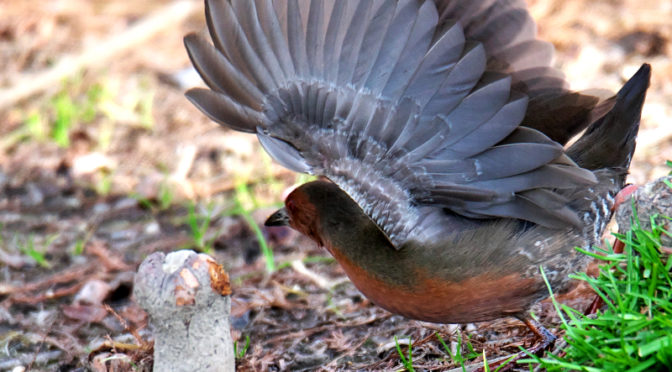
(522, 212, 672, 371)
(234, 334, 251, 360)
(436, 331, 480, 371)
(394, 335, 415, 372)
(225, 181, 276, 273)
(186, 202, 216, 254)
(16, 234, 58, 269)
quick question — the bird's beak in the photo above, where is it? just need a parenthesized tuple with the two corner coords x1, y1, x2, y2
(264, 207, 290, 227)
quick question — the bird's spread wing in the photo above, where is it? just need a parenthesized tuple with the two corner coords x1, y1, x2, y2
(185, 0, 597, 246)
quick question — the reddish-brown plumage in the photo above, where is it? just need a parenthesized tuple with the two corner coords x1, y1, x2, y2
(284, 188, 323, 246)
(280, 181, 558, 324)
(326, 241, 541, 323)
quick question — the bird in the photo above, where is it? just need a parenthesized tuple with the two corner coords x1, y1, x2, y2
(183, 0, 651, 364)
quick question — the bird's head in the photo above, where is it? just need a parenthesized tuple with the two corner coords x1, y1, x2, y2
(265, 181, 322, 246)
(265, 180, 346, 247)
(265, 180, 385, 250)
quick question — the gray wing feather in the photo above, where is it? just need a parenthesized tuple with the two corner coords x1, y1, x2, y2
(186, 0, 601, 246)
(489, 40, 554, 73)
(381, 1, 438, 100)
(286, 0, 309, 78)
(462, 192, 582, 228)
(322, 1, 351, 82)
(446, 91, 527, 157)
(257, 130, 310, 173)
(185, 89, 267, 133)
(435, 0, 609, 145)
(422, 41, 485, 118)
(469, 142, 564, 180)
(184, 34, 264, 111)
(336, 2, 374, 86)
(256, 0, 295, 79)
(363, 1, 420, 92)
(207, 0, 276, 93)
(470, 164, 597, 194)
(305, 0, 324, 78)
(467, 6, 536, 55)
(351, 1, 397, 89)
(233, 0, 286, 87)
(439, 73, 512, 147)
(401, 21, 466, 109)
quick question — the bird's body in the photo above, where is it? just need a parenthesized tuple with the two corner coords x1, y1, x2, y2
(185, 0, 651, 356)
(284, 180, 570, 323)
(276, 173, 610, 324)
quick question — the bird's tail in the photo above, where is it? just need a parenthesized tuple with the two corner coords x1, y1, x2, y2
(565, 64, 650, 247)
(567, 64, 651, 176)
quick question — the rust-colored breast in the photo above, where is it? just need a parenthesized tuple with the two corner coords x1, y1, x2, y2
(328, 243, 542, 324)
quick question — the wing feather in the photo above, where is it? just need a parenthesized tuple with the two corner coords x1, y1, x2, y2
(363, 0, 421, 93)
(381, 1, 438, 100)
(351, 0, 398, 89)
(185, 88, 267, 132)
(286, 0, 308, 78)
(184, 34, 264, 111)
(305, 0, 325, 78)
(435, 0, 608, 145)
(336, 1, 374, 86)
(233, 0, 285, 87)
(256, 0, 295, 79)
(185, 0, 603, 246)
(207, 0, 276, 93)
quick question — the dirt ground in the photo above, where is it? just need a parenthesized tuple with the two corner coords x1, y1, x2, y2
(0, 0, 670, 371)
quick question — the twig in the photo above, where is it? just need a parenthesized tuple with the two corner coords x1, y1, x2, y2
(2, 263, 95, 298)
(27, 333, 49, 372)
(290, 259, 348, 289)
